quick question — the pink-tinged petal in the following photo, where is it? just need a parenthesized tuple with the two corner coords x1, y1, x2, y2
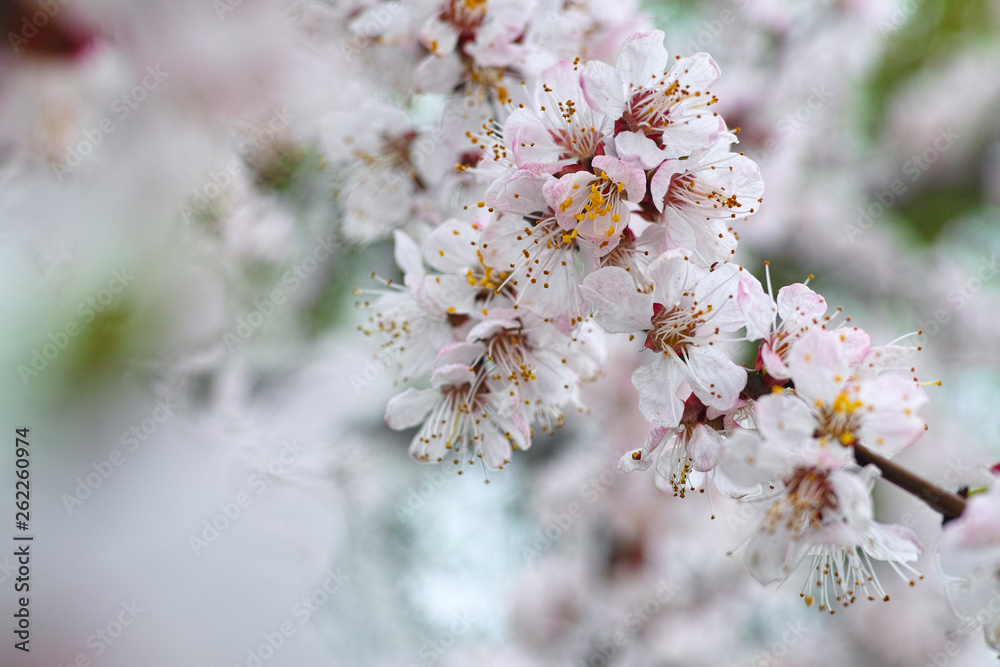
(581, 59, 626, 119)
(632, 355, 686, 427)
(479, 429, 514, 469)
(649, 159, 684, 213)
(684, 345, 746, 411)
(939, 483, 1000, 577)
(539, 60, 586, 102)
(506, 108, 566, 168)
(670, 52, 721, 91)
(592, 155, 646, 202)
(754, 393, 814, 448)
(507, 402, 532, 445)
(580, 266, 653, 333)
(832, 326, 870, 365)
(479, 429, 531, 470)
(486, 169, 554, 215)
(857, 375, 927, 456)
(660, 111, 728, 155)
(645, 248, 693, 307)
(786, 329, 848, 406)
(776, 283, 826, 322)
(687, 425, 724, 472)
(614, 130, 669, 170)
(619, 426, 674, 472)
(385, 388, 439, 430)
(435, 341, 486, 368)
(466, 317, 520, 343)
(760, 344, 791, 380)
(543, 170, 597, 229)
(576, 209, 627, 252)
(430, 363, 477, 390)
(738, 271, 775, 341)
(617, 30, 668, 88)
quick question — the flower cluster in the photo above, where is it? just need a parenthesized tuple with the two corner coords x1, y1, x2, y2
(360, 26, 765, 469)
(5, 0, 998, 660)
(341, 1, 946, 626)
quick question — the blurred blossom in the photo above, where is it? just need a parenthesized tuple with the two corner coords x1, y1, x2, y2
(3, 0, 1000, 665)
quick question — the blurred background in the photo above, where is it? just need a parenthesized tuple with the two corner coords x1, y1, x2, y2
(2, 0, 1000, 665)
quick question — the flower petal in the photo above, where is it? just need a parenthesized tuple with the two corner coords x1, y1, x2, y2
(385, 388, 439, 430)
(632, 354, 686, 427)
(580, 266, 653, 333)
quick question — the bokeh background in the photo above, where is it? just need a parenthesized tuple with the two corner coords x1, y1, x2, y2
(2, 0, 1000, 665)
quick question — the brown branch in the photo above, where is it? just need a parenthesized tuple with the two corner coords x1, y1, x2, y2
(853, 443, 966, 521)
(739, 368, 967, 521)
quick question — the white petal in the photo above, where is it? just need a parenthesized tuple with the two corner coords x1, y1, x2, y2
(424, 220, 479, 273)
(670, 52, 721, 91)
(393, 230, 425, 279)
(486, 169, 553, 215)
(645, 249, 693, 307)
(632, 355, 686, 427)
(863, 522, 922, 563)
(385, 388, 439, 430)
(786, 329, 848, 407)
(687, 425, 723, 472)
(684, 345, 746, 411)
(738, 271, 775, 341)
(745, 520, 809, 585)
(617, 30, 668, 88)
(506, 109, 566, 168)
(592, 155, 646, 201)
(419, 16, 459, 56)
(467, 317, 519, 343)
(435, 341, 486, 368)
(581, 59, 626, 119)
(580, 267, 653, 333)
(692, 262, 745, 332)
(776, 283, 826, 322)
(649, 159, 683, 213)
(614, 131, 669, 170)
(618, 426, 674, 472)
(430, 363, 477, 390)
(754, 393, 815, 449)
(714, 428, 788, 493)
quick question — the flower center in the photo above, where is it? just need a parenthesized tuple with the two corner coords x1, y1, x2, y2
(814, 391, 864, 446)
(764, 467, 838, 535)
(644, 302, 704, 354)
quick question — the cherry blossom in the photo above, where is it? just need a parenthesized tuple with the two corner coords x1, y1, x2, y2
(581, 30, 728, 161)
(582, 249, 753, 424)
(939, 482, 1000, 650)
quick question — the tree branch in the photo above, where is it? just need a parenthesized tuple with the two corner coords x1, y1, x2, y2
(852, 443, 966, 521)
(740, 369, 967, 521)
